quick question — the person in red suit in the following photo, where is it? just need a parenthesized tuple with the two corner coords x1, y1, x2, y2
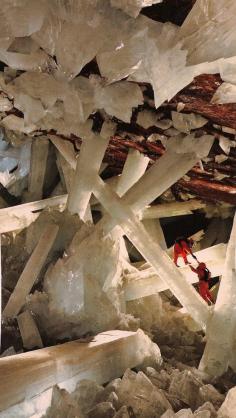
(190, 262, 214, 305)
(173, 237, 197, 266)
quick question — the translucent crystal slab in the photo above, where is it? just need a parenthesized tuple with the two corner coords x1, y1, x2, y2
(116, 149, 149, 197)
(3, 224, 59, 319)
(67, 123, 112, 218)
(179, 0, 236, 65)
(199, 214, 236, 377)
(0, 330, 161, 418)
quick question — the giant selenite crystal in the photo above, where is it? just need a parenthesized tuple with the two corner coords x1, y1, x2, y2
(199, 213, 236, 377)
(179, 0, 236, 65)
(28, 224, 124, 340)
(0, 330, 161, 418)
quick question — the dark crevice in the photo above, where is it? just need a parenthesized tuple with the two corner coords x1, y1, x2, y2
(141, 0, 196, 26)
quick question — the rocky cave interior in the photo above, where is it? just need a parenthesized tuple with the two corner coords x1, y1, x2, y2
(0, 0, 236, 417)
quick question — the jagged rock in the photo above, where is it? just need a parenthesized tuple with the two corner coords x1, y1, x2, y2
(95, 381, 120, 408)
(161, 410, 175, 418)
(164, 392, 187, 412)
(168, 370, 203, 409)
(196, 385, 224, 410)
(113, 406, 131, 418)
(126, 294, 163, 334)
(72, 379, 104, 415)
(145, 367, 171, 390)
(104, 379, 122, 396)
(116, 369, 172, 418)
(194, 402, 217, 418)
(193, 411, 211, 418)
(107, 392, 119, 410)
(218, 386, 236, 418)
(175, 410, 193, 418)
(43, 385, 82, 418)
(88, 401, 116, 418)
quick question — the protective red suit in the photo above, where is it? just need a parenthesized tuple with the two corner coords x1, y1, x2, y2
(190, 263, 214, 304)
(173, 239, 194, 266)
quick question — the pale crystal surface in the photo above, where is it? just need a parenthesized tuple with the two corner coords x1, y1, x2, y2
(28, 225, 122, 339)
(0, 330, 161, 417)
(218, 387, 236, 418)
(136, 109, 160, 129)
(0, 194, 67, 234)
(3, 224, 59, 319)
(115, 149, 149, 197)
(67, 122, 112, 218)
(116, 369, 171, 417)
(49, 135, 77, 169)
(110, 0, 163, 18)
(211, 82, 236, 104)
(17, 310, 43, 350)
(26, 138, 49, 201)
(179, 0, 236, 64)
(99, 135, 214, 236)
(141, 200, 206, 219)
(171, 112, 207, 134)
(143, 218, 167, 250)
(199, 214, 236, 376)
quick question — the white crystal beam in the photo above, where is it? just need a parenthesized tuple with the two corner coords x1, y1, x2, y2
(93, 176, 209, 328)
(113, 148, 149, 260)
(92, 199, 207, 218)
(0, 330, 158, 418)
(49, 135, 77, 170)
(99, 136, 214, 236)
(56, 152, 74, 192)
(17, 310, 43, 350)
(0, 195, 67, 234)
(141, 200, 206, 219)
(142, 219, 167, 250)
(3, 224, 59, 319)
(199, 212, 236, 376)
(27, 138, 49, 201)
(116, 149, 149, 197)
(67, 133, 110, 218)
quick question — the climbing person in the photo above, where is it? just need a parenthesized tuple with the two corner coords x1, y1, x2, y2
(190, 262, 214, 305)
(173, 236, 198, 267)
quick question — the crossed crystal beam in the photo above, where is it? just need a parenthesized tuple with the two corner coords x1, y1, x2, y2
(68, 133, 214, 328)
(93, 175, 209, 329)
